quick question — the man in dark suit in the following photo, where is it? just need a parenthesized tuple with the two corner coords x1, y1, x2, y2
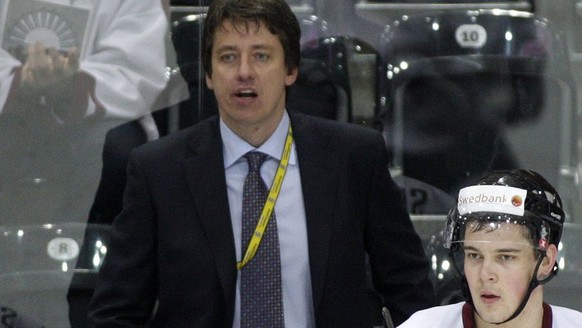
(87, 0, 435, 326)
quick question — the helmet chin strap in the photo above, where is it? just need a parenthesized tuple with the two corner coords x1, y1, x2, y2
(488, 254, 544, 325)
(454, 249, 552, 325)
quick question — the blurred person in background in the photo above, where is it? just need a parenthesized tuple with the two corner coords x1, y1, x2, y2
(0, 0, 168, 226)
(0, 0, 170, 326)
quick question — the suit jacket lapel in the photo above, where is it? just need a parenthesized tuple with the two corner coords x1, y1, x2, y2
(184, 118, 237, 319)
(290, 111, 339, 312)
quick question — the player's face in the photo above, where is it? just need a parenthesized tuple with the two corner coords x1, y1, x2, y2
(463, 223, 538, 324)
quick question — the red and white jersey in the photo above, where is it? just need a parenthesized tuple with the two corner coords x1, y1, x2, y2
(397, 302, 582, 328)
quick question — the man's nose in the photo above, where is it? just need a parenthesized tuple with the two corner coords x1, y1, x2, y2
(479, 259, 498, 282)
(237, 55, 255, 80)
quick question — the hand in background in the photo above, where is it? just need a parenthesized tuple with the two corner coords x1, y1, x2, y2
(20, 41, 79, 95)
(9, 42, 87, 125)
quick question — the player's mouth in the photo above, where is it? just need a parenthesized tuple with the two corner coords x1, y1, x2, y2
(235, 89, 257, 98)
(480, 292, 500, 304)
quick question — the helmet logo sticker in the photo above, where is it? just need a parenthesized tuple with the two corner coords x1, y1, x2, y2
(457, 185, 528, 216)
(550, 211, 562, 222)
(455, 24, 487, 49)
(511, 195, 523, 207)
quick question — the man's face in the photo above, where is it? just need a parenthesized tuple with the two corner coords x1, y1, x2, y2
(463, 223, 538, 324)
(206, 20, 298, 138)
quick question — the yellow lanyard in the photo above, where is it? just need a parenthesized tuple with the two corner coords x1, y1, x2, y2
(237, 125, 293, 270)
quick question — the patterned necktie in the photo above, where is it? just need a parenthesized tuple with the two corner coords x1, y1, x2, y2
(240, 151, 285, 327)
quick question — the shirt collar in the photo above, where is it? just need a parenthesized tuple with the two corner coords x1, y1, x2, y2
(221, 111, 296, 169)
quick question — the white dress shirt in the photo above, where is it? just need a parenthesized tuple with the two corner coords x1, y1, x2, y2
(221, 111, 315, 328)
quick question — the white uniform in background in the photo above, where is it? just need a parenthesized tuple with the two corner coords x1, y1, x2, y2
(0, 0, 170, 325)
(0, 0, 168, 119)
(0, 0, 170, 225)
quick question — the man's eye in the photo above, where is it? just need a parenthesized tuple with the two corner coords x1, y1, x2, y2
(255, 53, 269, 61)
(500, 255, 514, 262)
(220, 54, 236, 62)
(466, 253, 480, 260)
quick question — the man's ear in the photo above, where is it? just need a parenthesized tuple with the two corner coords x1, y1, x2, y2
(285, 66, 298, 86)
(538, 244, 558, 279)
(205, 73, 214, 90)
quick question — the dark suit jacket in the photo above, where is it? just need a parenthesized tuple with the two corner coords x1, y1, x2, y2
(88, 110, 435, 327)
